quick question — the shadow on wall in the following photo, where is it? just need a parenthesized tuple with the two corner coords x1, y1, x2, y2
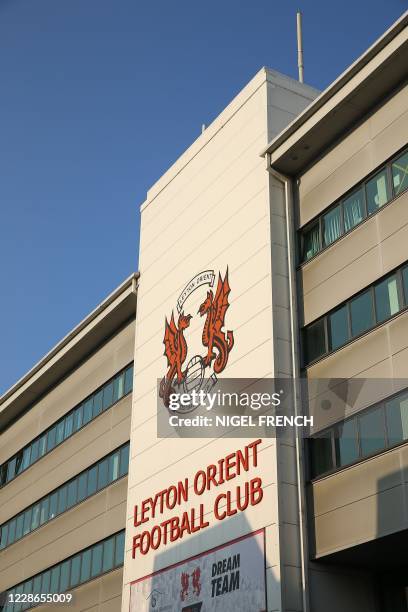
(128, 514, 275, 612)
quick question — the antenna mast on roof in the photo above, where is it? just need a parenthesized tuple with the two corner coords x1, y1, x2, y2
(296, 10, 304, 83)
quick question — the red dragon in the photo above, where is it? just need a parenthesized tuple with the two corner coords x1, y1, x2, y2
(198, 269, 234, 373)
(159, 311, 192, 407)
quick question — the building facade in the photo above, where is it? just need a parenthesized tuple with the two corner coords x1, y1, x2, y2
(0, 274, 137, 611)
(0, 12, 407, 612)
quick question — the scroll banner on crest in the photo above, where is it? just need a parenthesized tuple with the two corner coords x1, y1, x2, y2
(177, 271, 215, 314)
(129, 530, 266, 611)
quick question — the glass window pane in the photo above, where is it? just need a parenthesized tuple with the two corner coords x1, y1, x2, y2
(335, 419, 359, 466)
(15, 451, 23, 475)
(33, 575, 42, 596)
(7, 519, 16, 545)
(113, 373, 125, 402)
(305, 319, 326, 364)
(15, 514, 24, 540)
(87, 466, 97, 496)
(70, 555, 81, 587)
(374, 274, 400, 323)
(323, 205, 342, 247)
(40, 497, 50, 525)
(102, 382, 114, 410)
(329, 305, 349, 350)
(67, 479, 78, 509)
(0, 524, 8, 550)
(366, 169, 390, 214)
(78, 472, 88, 502)
(115, 532, 125, 566)
(49, 492, 58, 519)
(102, 537, 115, 573)
(343, 187, 364, 232)
(50, 566, 60, 593)
(57, 485, 68, 515)
(56, 421, 65, 445)
(386, 392, 408, 446)
(39, 434, 47, 458)
(402, 267, 408, 305)
(23, 509, 32, 535)
(302, 223, 320, 261)
(0, 463, 6, 486)
(97, 459, 108, 490)
(93, 391, 103, 417)
(80, 549, 91, 583)
(22, 447, 31, 471)
(73, 406, 83, 432)
(350, 289, 374, 337)
(119, 444, 130, 477)
(83, 399, 93, 425)
(31, 503, 41, 530)
(41, 570, 51, 593)
(124, 365, 133, 395)
(60, 560, 70, 593)
(64, 414, 74, 439)
(311, 434, 334, 478)
(109, 452, 120, 482)
(30, 439, 39, 463)
(7, 457, 16, 482)
(392, 150, 408, 196)
(359, 406, 386, 457)
(91, 543, 103, 577)
(47, 426, 57, 452)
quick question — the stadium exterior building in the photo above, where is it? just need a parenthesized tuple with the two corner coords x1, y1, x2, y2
(1, 11, 408, 612)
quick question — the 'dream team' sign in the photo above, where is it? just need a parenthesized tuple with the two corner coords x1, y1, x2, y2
(129, 530, 266, 611)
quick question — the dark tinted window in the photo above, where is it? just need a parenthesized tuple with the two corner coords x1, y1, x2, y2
(80, 549, 91, 583)
(305, 319, 326, 363)
(311, 434, 333, 477)
(60, 560, 70, 593)
(83, 398, 93, 424)
(302, 223, 320, 261)
(70, 555, 81, 587)
(124, 365, 133, 395)
(97, 459, 108, 490)
(91, 543, 103, 577)
(87, 466, 97, 496)
(102, 537, 115, 572)
(322, 205, 342, 247)
(119, 444, 130, 477)
(47, 426, 57, 452)
(329, 305, 349, 350)
(64, 413, 74, 439)
(350, 290, 374, 336)
(102, 382, 114, 410)
(57, 485, 68, 514)
(93, 390, 103, 418)
(359, 406, 386, 456)
(78, 473, 87, 502)
(115, 531, 125, 566)
(66, 480, 77, 509)
(386, 392, 408, 446)
(335, 419, 359, 466)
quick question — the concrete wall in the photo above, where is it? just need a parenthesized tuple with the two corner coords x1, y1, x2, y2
(124, 69, 317, 612)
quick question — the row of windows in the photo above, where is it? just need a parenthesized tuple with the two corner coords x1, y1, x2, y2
(2, 531, 125, 611)
(0, 363, 133, 488)
(304, 263, 408, 365)
(0, 443, 129, 551)
(310, 388, 408, 479)
(301, 147, 408, 262)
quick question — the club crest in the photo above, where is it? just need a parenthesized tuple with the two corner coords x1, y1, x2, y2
(159, 268, 234, 408)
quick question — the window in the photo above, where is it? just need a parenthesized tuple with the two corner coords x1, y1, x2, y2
(386, 392, 408, 446)
(64, 413, 74, 439)
(304, 318, 326, 363)
(392, 150, 408, 196)
(402, 267, 408, 303)
(49, 492, 58, 520)
(30, 439, 39, 463)
(109, 452, 120, 482)
(335, 419, 359, 466)
(80, 549, 91, 583)
(50, 566, 60, 594)
(102, 382, 114, 410)
(329, 305, 349, 350)
(22, 447, 31, 471)
(83, 398, 93, 424)
(23, 509, 32, 535)
(47, 426, 57, 452)
(56, 421, 65, 445)
(15, 514, 24, 540)
(93, 390, 103, 417)
(119, 444, 130, 478)
(0, 524, 8, 550)
(323, 205, 342, 247)
(78, 472, 87, 502)
(39, 434, 47, 458)
(91, 543, 103, 577)
(40, 498, 49, 525)
(41, 570, 51, 593)
(350, 289, 374, 337)
(8, 520, 16, 546)
(124, 365, 133, 395)
(359, 406, 386, 456)
(113, 373, 124, 402)
(66, 479, 77, 509)
(87, 466, 97, 496)
(343, 187, 365, 232)
(73, 405, 83, 432)
(70, 555, 81, 587)
(374, 274, 400, 323)
(302, 223, 320, 261)
(57, 485, 68, 515)
(60, 560, 70, 593)
(102, 537, 115, 573)
(97, 459, 109, 490)
(366, 169, 390, 215)
(7, 457, 16, 482)
(31, 504, 40, 531)
(311, 433, 333, 478)
(115, 531, 125, 566)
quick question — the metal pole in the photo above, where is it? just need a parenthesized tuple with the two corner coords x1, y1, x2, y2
(297, 10, 304, 83)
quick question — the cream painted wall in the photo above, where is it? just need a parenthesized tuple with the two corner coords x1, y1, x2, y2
(124, 69, 317, 612)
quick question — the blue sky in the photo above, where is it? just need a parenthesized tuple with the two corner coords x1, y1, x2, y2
(0, 0, 406, 393)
